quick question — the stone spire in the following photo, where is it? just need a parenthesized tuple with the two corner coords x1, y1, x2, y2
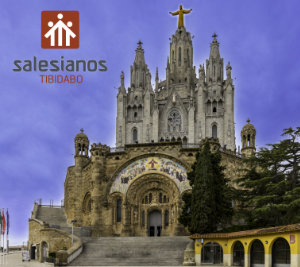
(130, 40, 149, 89)
(206, 33, 223, 82)
(209, 33, 220, 58)
(155, 67, 159, 94)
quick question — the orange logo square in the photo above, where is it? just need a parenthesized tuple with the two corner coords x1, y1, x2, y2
(41, 11, 79, 49)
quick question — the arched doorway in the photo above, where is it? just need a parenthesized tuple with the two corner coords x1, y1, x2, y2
(233, 241, 244, 265)
(149, 210, 162, 237)
(41, 242, 48, 262)
(201, 242, 223, 264)
(272, 238, 290, 267)
(250, 240, 264, 267)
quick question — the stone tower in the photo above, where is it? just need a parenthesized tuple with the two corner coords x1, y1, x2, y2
(241, 119, 256, 157)
(116, 20, 236, 150)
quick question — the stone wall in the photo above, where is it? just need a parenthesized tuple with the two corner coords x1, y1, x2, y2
(28, 219, 73, 263)
(64, 140, 243, 237)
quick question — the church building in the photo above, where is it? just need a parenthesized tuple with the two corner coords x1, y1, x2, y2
(63, 8, 257, 237)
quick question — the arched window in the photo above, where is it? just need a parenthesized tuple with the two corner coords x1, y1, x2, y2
(117, 199, 122, 222)
(133, 128, 138, 142)
(134, 112, 137, 117)
(213, 90, 216, 95)
(187, 49, 189, 59)
(142, 211, 145, 227)
(172, 50, 174, 61)
(145, 196, 148, 204)
(233, 241, 244, 266)
(142, 199, 144, 204)
(214, 65, 216, 77)
(179, 47, 181, 66)
(159, 193, 162, 203)
(149, 193, 152, 204)
(272, 238, 290, 267)
(165, 210, 169, 226)
(168, 110, 182, 133)
(164, 195, 166, 203)
(213, 107, 217, 113)
(247, 135, 250, 146)
(212, 125, 217, 138)
(201, 242, 223, 264)
(88, 200, 92, 212)
(135, 96, 138, 101)
(250, 240, 264, 266)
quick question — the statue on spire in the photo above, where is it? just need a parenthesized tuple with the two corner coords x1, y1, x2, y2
(170, 5, 192, 28)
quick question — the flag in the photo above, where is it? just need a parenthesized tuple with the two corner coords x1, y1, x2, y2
(6, 210, 9, 236)
(0, 212, 2, 234)
(1, 211, 5, 236)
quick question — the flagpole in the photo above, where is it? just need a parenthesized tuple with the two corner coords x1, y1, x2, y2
(2, 208, 5, 265)
(2, 209, 3, 266)
(6, 209, 8, 265)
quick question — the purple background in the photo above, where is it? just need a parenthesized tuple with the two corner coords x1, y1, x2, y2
(0, 0, 299, 245)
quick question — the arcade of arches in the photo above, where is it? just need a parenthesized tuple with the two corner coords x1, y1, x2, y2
(190, 224, 300, 267)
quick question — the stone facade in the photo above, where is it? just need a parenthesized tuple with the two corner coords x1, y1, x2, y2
(64, 136, 250, 237)
(64, 22, 257, 237)
(28, 219, 72, 263)
(116, 27, 236, 150)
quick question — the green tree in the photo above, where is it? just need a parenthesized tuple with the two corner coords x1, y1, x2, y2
(179, 141, 234, 234)
(234, 127, 300, 227)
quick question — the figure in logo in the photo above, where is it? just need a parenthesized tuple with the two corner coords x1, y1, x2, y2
(45, 13, 76, 47)
(170, 5, 192, 28)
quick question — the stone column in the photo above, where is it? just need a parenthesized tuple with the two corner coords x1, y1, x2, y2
(265, 253, 272, 267)
(244, 254, 250, 267)
(131, 206, 134, 225)
(227, 252, 233, 266)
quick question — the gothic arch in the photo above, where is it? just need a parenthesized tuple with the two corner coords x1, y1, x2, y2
(104, 153, 191, 201)
(82, 191, 92, 213)
(125, 171, 181, 204)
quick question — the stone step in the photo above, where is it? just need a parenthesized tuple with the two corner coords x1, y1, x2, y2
(68, 236, 189, 266)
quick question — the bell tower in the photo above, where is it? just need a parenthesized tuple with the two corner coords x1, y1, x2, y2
(241, 119, 256, 158)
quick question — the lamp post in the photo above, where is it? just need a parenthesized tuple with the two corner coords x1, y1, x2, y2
(71, 220, 77, 245)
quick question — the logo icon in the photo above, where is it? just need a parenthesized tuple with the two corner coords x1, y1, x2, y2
(41, 11, 79, 49)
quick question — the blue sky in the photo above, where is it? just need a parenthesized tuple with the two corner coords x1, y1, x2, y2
(0, 0, 299, 245)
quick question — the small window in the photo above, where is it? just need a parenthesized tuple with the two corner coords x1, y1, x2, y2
(179, 47, 181, 66)
(179, 125, 181, 131)
(133, 128, 138, 142)
(164, 195, 166, 203)
(142, 199, 144, 204)
(149, 193, 152, 204)
(165, 211, 169, 226)
(213, 107, 217, 113)
(168, 125, 170, 132)
(117, 199, 122, 222)
(213, 90, 216, 95)
(159, 193, 162, 203)
(212, 125, 217, 138)
(115, 157, 120, 160)
(145, 196, 148, 204)
(135, 96, 137, 100)
(142, 211, 145, 227)
(188, 153, 193, 157)
(134, 112, 138, 117)
(214, 65, 216, 77)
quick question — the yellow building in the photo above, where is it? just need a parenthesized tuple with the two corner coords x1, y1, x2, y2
(189, 224, 299, 267)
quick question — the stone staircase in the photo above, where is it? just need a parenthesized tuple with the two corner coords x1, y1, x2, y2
(68, 236, 190, 266)
(35, 206, 81, 237)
